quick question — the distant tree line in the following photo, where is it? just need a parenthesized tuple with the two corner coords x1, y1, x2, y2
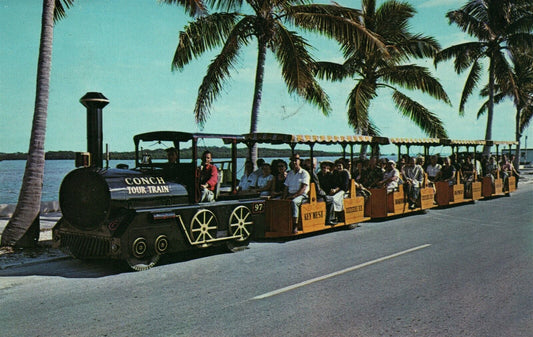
(0, 147, 343, 161)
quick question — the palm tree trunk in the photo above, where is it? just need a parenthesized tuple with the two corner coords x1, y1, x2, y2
(483, 57, 495, 156)
(248, 38, 267, 166)
(1, 0, 55, 247)
(515, 105, 522, 169)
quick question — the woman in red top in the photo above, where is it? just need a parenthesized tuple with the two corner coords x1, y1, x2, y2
(199, 150, 218, 202)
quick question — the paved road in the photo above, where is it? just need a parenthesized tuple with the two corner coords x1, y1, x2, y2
(1, 185, 532, 336)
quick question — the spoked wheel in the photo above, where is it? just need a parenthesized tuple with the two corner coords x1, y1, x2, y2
(190, 209, 218, 247)
(226, 206, 252, 252)
(126, 255, 160, 271)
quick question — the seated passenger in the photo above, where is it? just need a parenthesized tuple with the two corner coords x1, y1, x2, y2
(378, 160, 400, 193)
(436, 156, 456, 185)
(426, 155, 441, 182)
(250, 158, 265, 182)
(163, 147, 179, 179)
(256, 163, 273, 197)
(330, 158, 351, 220)
(461, 155, 475, 193)
(199, 150, 218, 202)
(485, 156, 499, 184)
(313, 159, 336, 225)
(282, 154, 310, 234)
(271, 159, 288, 198)
(238, 160, 257, 193)
(402, 157, 424, 209)
(361, 157, 384, 188)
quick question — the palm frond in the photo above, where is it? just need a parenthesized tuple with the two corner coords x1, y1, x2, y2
(172, 13, 240, 70)
(346, 79, 377, 130)
(506, 33, 533, 53)
(314, 61, 350, 82)
(492, 49, 515, 96)
(379, 64, 451, 104)
(53, 0, 74, 22)
(459, 60, 482, 115)
(446, 5, 491, 41)
(477, 92, 507, 118)
(391, 90, 448, 138)
(205, 0, 245, 12)
(193, 17, 252, 124)
(287, 4, 387, 56)
(392, 34, 441, 60)
(374, 0, 415, 39)
(272, 24, 331, 115)
(434, 42, 483, 73)
(160, 0, 207, 17)
(520, 103, 533, 133)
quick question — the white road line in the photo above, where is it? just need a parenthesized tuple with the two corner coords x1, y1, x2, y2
(252, 244, 432, 300)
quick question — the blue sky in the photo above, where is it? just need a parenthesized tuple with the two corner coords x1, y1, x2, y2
(0, 0, 530, 155)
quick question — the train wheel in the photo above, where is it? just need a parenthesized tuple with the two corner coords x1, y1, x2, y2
(228, 206, 252, 241)
(126, 255, 160, 271)
(226, 206, 252, 252)
(190, 209, 218, 246)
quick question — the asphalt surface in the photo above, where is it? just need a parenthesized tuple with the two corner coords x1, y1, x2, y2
(0, 183, 531, 336)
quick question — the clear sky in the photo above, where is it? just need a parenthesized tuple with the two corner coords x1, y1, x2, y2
(1, 0, 530, 155)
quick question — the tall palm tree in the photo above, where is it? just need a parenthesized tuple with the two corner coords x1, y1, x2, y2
(478, 50, 533, 167)
(315, 0, 450, 141)
(167, 0, 384, 162)
(1, 0, 73, 248)
(1, 0, 206, 248)
(434, 0, 533, 155)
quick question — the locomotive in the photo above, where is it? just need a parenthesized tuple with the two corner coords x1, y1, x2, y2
(53, 93, 264, 270)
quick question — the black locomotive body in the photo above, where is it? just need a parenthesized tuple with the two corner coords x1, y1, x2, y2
(53, 165, 263, 270)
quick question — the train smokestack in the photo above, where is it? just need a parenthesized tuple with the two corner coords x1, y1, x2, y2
(80, 92, 109, 168)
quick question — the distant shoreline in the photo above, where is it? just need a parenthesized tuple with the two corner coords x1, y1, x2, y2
(0, 147, 347, 161)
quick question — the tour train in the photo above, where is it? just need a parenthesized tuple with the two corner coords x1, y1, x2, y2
(52, 93, 518, 270)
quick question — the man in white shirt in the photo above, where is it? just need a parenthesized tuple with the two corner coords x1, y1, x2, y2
(238, 160, 257, 192)
(283, 153, 310, 233)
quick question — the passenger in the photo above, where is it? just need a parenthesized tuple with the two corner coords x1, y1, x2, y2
(436, 156, 456, 185)
(166, 147, 178, 164)
(509, 154, 520, 187)
(163, 147, 179, 178)
(198, 150, 218, 202)
(282, 154, 310, 234)
(361, 157, 384, 188)
(256, 163, 273, 197)
(329, 159, 351, 220)
(461, 155, 475, 194)
(237, 160, 257, 193)
(271, 159, 288, 198)
(377, 159, 400, 193)
(485, 156, 500, 183)
(308, 159, 336, 225)
(474, 154, 483, 177)
(402, 157, 424, 209)
(318, 160, 335, 193)
(250, 158, 265, 182)
(353, 159, 365, 184)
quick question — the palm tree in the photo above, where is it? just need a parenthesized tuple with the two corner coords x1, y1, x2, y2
(315, 0, 450, 142)
(1, 0, 206, 248)
(167, 0, 384, 162)
(478, 50, 533, 167)
(434, 0, 533, 155)
(1, 0, 72, 248)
